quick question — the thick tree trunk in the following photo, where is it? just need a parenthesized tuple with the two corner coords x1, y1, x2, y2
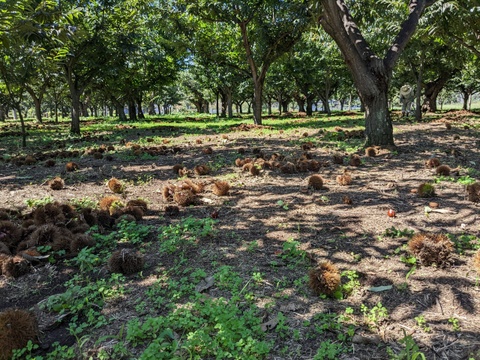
(363, 91, 393, 146)
(319, 0, 433, 146)
(306, 96, 314, 116)
(128, 101, 137, 121)
(136, 98, 145, 119)
(252, 81, 263, 125)
(220, 92, 227, 118)
(461, 90, 470, 110)
(320, 98, 331, 115)
(423, 73, 454, 112)
(70, 86, 82, 134)
(296, 97, 305, 112)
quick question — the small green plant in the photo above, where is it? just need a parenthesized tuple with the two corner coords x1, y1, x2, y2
(252, 271, 264, 284)
(449, 234, 480, 254)
(69, 197, 98, 210)
(41, 273, 125, 336)
(116, 219, 152, 245)
(277, 200, 289, 210)
(25, 196, 54, 208)
(340, 270, 361, 297)
(387, 329, 426, 360)
(448, 317, 460, 331)
(414, 315, 431, 332)
(361, 302, 389, 327)
(246, 240, 260, 252)
(158, 216, 216, 253)
(383, 226, 414, 238)
(280, 238, 307, 263)
(125, 297, 271, 359)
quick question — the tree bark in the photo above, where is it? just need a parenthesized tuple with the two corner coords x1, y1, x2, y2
(128, 100, 137, 121)
(136, 98, 145, 119)
(26, 89, 43, 123)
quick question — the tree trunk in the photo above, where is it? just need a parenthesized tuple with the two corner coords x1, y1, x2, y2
(363, 91, 392, 145)
(220, 92, 227, 118)
(282, 101, 288, 113)
(136, 98, 145, 119)
(319, 0, 432, 146)
(306, 96, 314, 116)
(252, 81, 263, 125)
(128, 101, 137, 121)
(148, 101, 155, 115)
(423, 72, 455, 112)
(28, 91, 43, 123)
(320, 98, 331, 115)
(461, 90, 469, 110)
(70, 86, 82, 134)
(296, 97, 305, 112)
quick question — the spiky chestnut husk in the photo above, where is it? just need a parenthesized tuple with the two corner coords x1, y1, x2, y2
(162, 184, 176, 202)
(349, 154, 361, 167)
(407, 233, 453, 267)
(33, 203, 66, 226)
(108, 248, 144, 275)
(81, 208, 98, 227)
(173, 189, 196, 207)
(0, 242, 11, 255)
(23, 224, 62, 250)
(172, 164, 183, 174)
(436, 165, 451, 176)
(49, 177, 64, 190)
(0, 254, 30, 278)
(308, 261, 341, 297)
(342, 195, 353, 205)
(183, 179, 204, 194)
(126, 199, 148, 212)
(445, 122, 452, 130)
(466, 182, 480, 202)
(118, 206, 144, 221)
(235, 158, 245, 167)
(59, 204, 76, 219)
(242, 163, 260, 176)
(336, 173, 352, 186)
(365, 147, 376, 157)
(194, 165, 210, 176)
(95, 210, 115, 229)
(202, 147, 213, 155)
(417, 183, 435, 198)
(0, 221, 22, 249)
(296, 160, 309, 173)
(212, 181, 230, 196)
(307, 160, 321, 172)
(280, 162, 296, 174)
(178, 167, 192, 177)
(425, 157, 441, 168)
(70, 234, 95, 254)
(108, 178, 124, 194)
(24, 155, 36, 165)
(0, 309, 38, 360)
(308, 175, 324, 190)
(474, 250, 480, 274)
(165, 205, 180, 216)
(44, 159, 56, 167)
(332, 154, 344, 165)
(99, 196, 121, 211)
(65, 162, 79, 172)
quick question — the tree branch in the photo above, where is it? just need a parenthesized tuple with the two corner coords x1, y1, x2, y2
(384, 0, 437, 70)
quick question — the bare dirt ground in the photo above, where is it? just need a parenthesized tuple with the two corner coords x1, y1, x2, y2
(1, 110, 479, 359)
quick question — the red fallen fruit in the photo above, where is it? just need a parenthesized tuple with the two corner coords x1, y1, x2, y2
(387, 209, 396, 217)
